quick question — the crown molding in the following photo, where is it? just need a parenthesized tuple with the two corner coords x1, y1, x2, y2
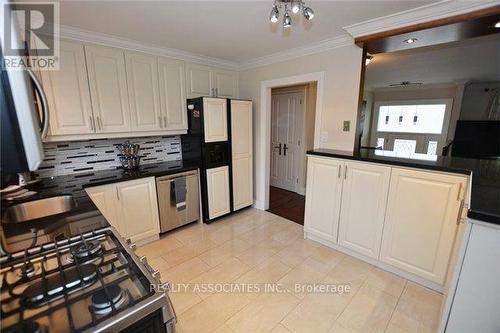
(343, 0, 500, 38)
(238, 35, 354, 71)
(58, 24, 240, 70)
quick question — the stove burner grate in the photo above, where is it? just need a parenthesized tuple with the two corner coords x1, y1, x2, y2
(72, 240, 102, 260)
(91, 284, 129, 315)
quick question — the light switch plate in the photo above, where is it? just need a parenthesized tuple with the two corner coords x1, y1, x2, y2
(343, 121, 350, 132)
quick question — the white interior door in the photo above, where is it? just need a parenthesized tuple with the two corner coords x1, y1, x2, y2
(270, 91, 304, 192)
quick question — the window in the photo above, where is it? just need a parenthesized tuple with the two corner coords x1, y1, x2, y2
(376, 103, 448, 134)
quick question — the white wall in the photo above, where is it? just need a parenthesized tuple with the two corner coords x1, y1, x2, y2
(238, 44, 363, 206)
(460, 81, 500, 120)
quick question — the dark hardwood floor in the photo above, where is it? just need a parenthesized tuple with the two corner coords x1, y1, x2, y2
(267, 186, 305, 225)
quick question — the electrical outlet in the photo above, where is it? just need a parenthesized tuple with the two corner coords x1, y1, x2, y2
(343, 121, 350, 132)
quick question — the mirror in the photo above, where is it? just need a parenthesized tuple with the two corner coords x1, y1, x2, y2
(358, 30, 500, 160)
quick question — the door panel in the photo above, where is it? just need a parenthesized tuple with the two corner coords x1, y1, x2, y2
(203, 98, 227, 142)
(158, 57, 187, 131)
(85, 185, 122, 235)
(115, 178, 160, 242)
(270, 92, 304, 192)
(215, 71, 238, 98)
(230, 100, 253, 210)
(186, 63, 212, 98)
(206, 166, 230, 219)
(125, 51, 161, 131)
(380, 168, 466, 284)
(338, 161, 391, 258)
(304, 157, 344, 242)
(39, 40, 94, 135)
(85, 45, 131, 133)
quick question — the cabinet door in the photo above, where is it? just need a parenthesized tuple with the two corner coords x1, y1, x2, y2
(380, 168, 467, 284)
(115, 177, 160, 243)
(125, 51, 161, 131)
(185, 63, 213, 98)
(231, 100, 253, 210)
(206, 166, 230, 219)
(158, 57, 188, 131)
(39, 40, 94, 135)
(85, 185, 123, 235)
(203, 98, 227, 142)
(214, 70, 238, 98)
(304, 157, 344, 243)
(338, 161, 391, 258)
(85, 45, 131, 133)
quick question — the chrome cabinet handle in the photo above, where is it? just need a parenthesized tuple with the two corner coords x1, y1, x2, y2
(97, 116, 103, 130)
(338, 165, 341, 178)
(283, 144, 288, 156)
(456, 199, 465, 225)
(158, 115, 163, 128)
(344, 165, 347, 180)
(27, 68, 49, 138)
(116, 187, 120, 200)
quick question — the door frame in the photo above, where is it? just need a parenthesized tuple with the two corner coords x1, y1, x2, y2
(271, 87, 307, 195)
(255, 72, 325, 210)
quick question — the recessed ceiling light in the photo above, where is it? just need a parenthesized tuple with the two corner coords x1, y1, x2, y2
(495, 21, 500, 28)
(404, 38, 418, 44)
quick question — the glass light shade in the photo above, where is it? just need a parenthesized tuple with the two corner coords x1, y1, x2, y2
(270, 6, 279, 23)
(303, 6, 314, 20)
(283, 12, 292, 27)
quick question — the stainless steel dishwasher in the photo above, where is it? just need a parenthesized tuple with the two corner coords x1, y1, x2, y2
(156, 170, 200, 233)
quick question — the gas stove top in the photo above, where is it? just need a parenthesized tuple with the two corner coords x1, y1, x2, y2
(0, 227, 175, 333)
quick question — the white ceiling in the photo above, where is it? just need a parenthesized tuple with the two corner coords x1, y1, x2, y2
(365, 33, 500, 90)
(53, 0, 436, 62)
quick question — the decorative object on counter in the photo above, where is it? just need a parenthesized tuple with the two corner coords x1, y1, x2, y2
(118, 141, 141, 170)
(36, 136, 182, 178)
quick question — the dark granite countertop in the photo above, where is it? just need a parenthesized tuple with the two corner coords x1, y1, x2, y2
(307, 148, 500, 225)
(0, 159, 200, 251)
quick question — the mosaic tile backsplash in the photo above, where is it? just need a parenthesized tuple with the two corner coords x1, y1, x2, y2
(36, 136, 182, 178)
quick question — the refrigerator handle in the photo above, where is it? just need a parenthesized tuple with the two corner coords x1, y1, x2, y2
(27, 69, 49, 139)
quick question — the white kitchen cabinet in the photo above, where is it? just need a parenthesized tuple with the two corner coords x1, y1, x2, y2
(85, 44, 131, 133)
(158, 57, 188, 131)
(125, 51, 161, 131)
(38, 40, 94, 135)
(86, 177, 160, 243)
(338, 161, 391, 258)
(380, 168, 467, 284)
(304, 156, 344, 243)
(206, 166, 231, 219)
(230, 100, 253, 210)
(186, 63, 238, 98)
(214, 70, 238, 98)
(115, 178, 160, 243)
(203, 98, 228, 142)
(186, 63, 213, 98)
(85, 185, 123, 235)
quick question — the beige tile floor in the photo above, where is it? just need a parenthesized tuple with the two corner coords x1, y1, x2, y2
(137, 208, 443, 333)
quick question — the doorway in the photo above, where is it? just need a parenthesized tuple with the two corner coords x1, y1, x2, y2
(267, 83, 317, 224)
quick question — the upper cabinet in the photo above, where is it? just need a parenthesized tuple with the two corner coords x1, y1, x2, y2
(85, 44, 131, 133)
(203, 98, 228, 142)
(125, 51, 161, 131)
(158, 57, 188, 131)
(186, 63, 238, 99)
(38, 40, 94, 135)
(37, 38, 235, 141)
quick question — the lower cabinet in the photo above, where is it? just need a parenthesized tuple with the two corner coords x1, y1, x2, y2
(206, 166, 231, 219)
(304, 156, 343, 243)
(379, 168, 467, 284)
(86, 177, 160, 243)
(338, 161, 391, 259)
(304, 155, 468, 288)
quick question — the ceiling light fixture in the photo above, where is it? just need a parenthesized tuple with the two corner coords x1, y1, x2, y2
(404, 38, 418, 44)
(269, 0, 314, 28)
(495, 21, 500, 28)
